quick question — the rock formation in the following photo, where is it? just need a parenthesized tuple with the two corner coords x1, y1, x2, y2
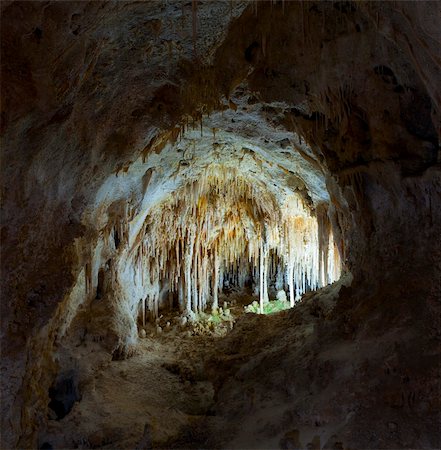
(1, 1, 440, 448)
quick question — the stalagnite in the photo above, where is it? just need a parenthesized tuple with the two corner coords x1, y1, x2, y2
(132, 164, 341, 320)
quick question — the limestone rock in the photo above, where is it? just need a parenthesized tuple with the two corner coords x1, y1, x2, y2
(276, 290, 287, 302)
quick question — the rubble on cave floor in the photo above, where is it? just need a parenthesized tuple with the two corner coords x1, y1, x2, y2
(38, 290, 253, 449)
(36, 274, 440, 449)
(40, 326, 216, 449)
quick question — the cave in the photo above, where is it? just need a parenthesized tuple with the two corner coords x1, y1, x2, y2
(1, 1, 440, 449)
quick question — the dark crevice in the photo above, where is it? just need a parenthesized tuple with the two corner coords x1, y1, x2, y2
(244, 41, 260, 63)
(374, 65, 398, 85)
(48, 371, 80, 420)
(114, 228, 120, 249)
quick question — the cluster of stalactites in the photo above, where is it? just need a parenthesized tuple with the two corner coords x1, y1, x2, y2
(133, 165, 341, 319)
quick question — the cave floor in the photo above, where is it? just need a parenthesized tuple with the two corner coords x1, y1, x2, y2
(39, 286, 342, 450)
(39, 279, 440, 450)
(42, 330, 220, 449)
(41, 292, 253, 449)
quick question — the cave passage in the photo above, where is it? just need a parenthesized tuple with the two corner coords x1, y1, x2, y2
(135, 163, 341, 323)
(2, 1, 440, 449)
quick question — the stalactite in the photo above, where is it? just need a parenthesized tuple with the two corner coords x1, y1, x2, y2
(259, 240, 264, 313)
(85, 263, 92, 296)
(192, 0, 198, 58)
(212, 248, 220, 311)
(134, 164, 341, 319)
(316, 202, 331, 285)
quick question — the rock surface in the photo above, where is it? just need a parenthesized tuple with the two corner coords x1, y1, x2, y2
(1, 1, 440, 449)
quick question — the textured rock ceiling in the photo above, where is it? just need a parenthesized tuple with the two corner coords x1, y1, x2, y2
(90, 87, 328, 240)
(1, 1, 440, 448)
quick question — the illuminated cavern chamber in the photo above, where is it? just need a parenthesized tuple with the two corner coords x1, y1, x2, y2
(133, 165, 341, 321)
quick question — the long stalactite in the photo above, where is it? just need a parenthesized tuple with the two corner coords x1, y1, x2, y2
(132, 164, 341, 320)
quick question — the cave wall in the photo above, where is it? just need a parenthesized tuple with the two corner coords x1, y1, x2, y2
(213, 1, 440, 281)
(1, 1, 440, 448)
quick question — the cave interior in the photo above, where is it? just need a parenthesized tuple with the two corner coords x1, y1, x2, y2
(1, 1, 440, 449)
